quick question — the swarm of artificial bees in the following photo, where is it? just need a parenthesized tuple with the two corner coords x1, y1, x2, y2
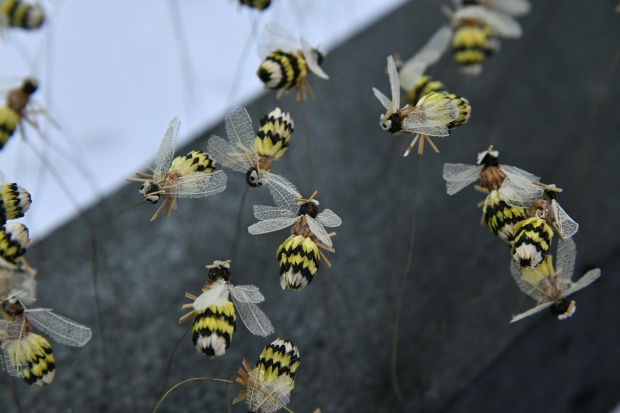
(0, 0, 605, 412)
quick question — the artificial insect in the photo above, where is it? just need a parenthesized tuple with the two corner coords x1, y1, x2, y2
(373, 55, 465, 156)
(453, 0, 531, 17)
(438, 5, 523, 76)
(248, 189, 341, 290)
(239, 0, 271, 10)
(510, 237, 601, 322)
(126, 117, 227, 221)
(257, 23, 329, 100)
(0, 294, 92, 386)
(501, 177, 579, 240)
(179, 260, 274, 357)
(0, 222, 29, 267)
(481, 189, 527, 243)
(0, 78, 41, 150)
(510, 216, 554, 268)
(0, 0, 45, 31)
(0, 181, 31, 224)
(234, 338, 300, 413)
(0, 266, 35, 305)
(207, 106, 297, 197)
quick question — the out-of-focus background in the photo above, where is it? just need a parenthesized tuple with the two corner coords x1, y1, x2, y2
(1, 1, 620, 412)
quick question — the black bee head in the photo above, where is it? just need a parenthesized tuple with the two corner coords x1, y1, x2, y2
(1, 296, 25, 316)
(313, 49, 324, 66)
(551, 299, 576, 320)
(139, 182, 160, 204)
(208, 263, 231, 281)
(246, 168, 265, 187)
(23, 78, 38, 95)
(298, 200, 318, 218)
(380, 113, 401, 134)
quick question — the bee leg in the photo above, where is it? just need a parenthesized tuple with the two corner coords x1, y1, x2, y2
(134, 172, 153, 179)
(147, 166, 156, 173)
(317, 248, 333, 268)
(425, 135, 440, 154)
(150, 198, 170, 221)
(164, 198, 176, 218)
(403, 134, 420, 157)
(178, 310, 195, 324)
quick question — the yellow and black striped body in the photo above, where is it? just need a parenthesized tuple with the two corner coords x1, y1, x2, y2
(276, 234, 320, 290)
(257, 50, 308, 91)
(445, 93, 471, 129)
(0, 222, 29, 264)
(0, 0, 45, 29)
(255, 107, 294, 160)
(406, 75, 447, 107)
(0, 106, 19, 149)
(511, 217, 554, 268)
(168, 150, 216, 176)
(452, 22, 499, 75)
(192, 299, 236, 357)
(0, 183, 32, 224)
(239, 0, 271, 10)
(255, 338, 300, 385)
(520, 254, 554, 287)
(483, 190, 527, 243)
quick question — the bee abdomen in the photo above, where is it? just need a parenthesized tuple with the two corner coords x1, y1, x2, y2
(15, 333, 56, 387)
(511, 217, 554, 268)
(192, 302, 236, 357)
(407, 75, 447, 106)
(255, 338, 300, 383)
(169, 150, 215, 175)
(276, 235, 320, 290)
(445, 94, 471, 129)
(452, 25, 489, 75)
(483, 190, 527, 243)
(257, 51, 308, 91)
(1, 0, 45, 29)
(0, 222, 30, 264)
(0, 183, 32, 223)
(255, 107, 294, 160)
(0, 107, 20, 149)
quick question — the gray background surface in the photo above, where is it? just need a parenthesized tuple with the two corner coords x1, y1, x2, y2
(2, 1, 619, 412)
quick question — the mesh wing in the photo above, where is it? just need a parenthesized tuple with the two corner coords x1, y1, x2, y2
(399, 26, 452, 91)
(487, 0, 531, 16)
(164, 169, 227, 198)
(564, 268, 601, 297)
(207, 135, 250, 173)
(402, 99, 458, 137)
(510, 260, 550, 302)
(248, 217, 297, 235)
(317, 209, 342, 228)
(500, 174, 542, 208)
(300, 37, 329, 79)
(258, 22, 300, 58)
(306, 215, 332, 247)
(0, 267, 36, 303)
(387, 55, 401, 110)
(454, 6, 522, 38)
(226, 107, 257, 160)
(246, 371, 293, 413)
(552, 200, 579, 239)
(253, 205, 295, 221)
(501, 165, 540, 183)
(265, 172, 300, 212)
(192, 279, 230, 311)
(555, 238, 577, 285)
(26, 310, 92, 347)
(230, 285, 274, 337)
(372, 87, 391, 110)
(0, 333, 28, 378)
(442, 163, 482, 195)
(153, 117, 180, 182)
(510, 302, 552, 323)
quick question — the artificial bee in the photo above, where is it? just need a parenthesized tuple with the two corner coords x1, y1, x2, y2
(510, 238, 601, 322)
(179, 260, 274, 357)
(0, 78, 41, 150)
(373, 55, 464, 156)
(510, 216, 554, 268)
(481, 189, 528, 243)
(453, 0, 531, 17)
(234, 338, 300, 413)
(0, 294, 92, 386)
(126, 117, 227, 221)
(441, 5, 523, 76)
(0, 181, 31, 224)
(0, 0, 45, 31)
(207, 106, 297, 197)
(257, 23, 329, 100)
(248, 189, 341, 290)
(0, 222, 29, 267)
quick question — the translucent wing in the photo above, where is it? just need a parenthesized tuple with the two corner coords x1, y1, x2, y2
(372, 87, 391, 110)
(563, 268, 601, 297)
(248, 217, 298, 235)
(207, 135, 249, 173)
(442, 163, 483, 195)
(26, 310, 92, 347)
(253, 204, 295, 221)
(226, 107, 257, 158)
(306, 215, 333, 247)
(501, 165, 540, 184)
(258, 22, 300, 58)
(401, 99, 458, 136)
(300, 37, 329, 79)
(317, 209, 342, 228)
(510, 302, 552, 323)
(192, 279, 230, 311)
(163, 169, 227, 198)
(487, 0, 530, 17)
(399, 27, 452, 91)
(500, 174, 542, 208)
(153, 117, 181, 182)
(0, 267, 36, 303)
(230, 285, 274, 337)
(552, 200, 579, 239)
(510, 260, 550, 303)
(0, 321, 28, 377)
(264, 172, 300, 211)
(387, 55, 400, 110)
(454, 6, 522, 38)
(555, 238, 577, 285)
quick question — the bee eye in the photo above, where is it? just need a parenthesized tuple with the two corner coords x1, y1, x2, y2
(256, 178, 266, 187)
(249, 171, 258, 183)
(139, 184, 145, 191)
(381, 120, 391, 131)
(246, 169, 262, 187)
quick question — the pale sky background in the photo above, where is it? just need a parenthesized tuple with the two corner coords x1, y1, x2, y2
(0, 0, 405, 241)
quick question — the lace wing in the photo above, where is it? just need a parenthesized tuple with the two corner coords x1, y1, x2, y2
(454, 6, 522, 38)
(248, 217, 297, 235)
(442, 163, 482, 195)
(152, 117, 180, 182)
(510, 260, 549, 303)
(192, 279, 230, 311)
(164, 169, 227, 198)
(501, 165, 540, 183)
(510, 302, 552, 323)
(487, 0, 531, 16)
(399, 27, 452, 91)
(26, 310, 92, 347)
(500, 174, 542, 208)
(258, 22, 300, 58)
(563, 268, 601, 297)
(317, 209, 342, 228)
(207, 135, 249, 173)
(552, 200, 579, 239)
(402, 98, 458, 136)
(372, 87, 391, 110)
(555, 238, 577, 285)
(300, 37, 329, 79)
(306, 215, 333, 247)
(387, 55, 401, 110)
(230, 285, 274, 337)
(265, 172, 300, 212)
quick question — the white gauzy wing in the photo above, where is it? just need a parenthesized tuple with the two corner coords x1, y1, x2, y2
(552, 200, 579, 239)
(26, 310, 92, 347)
(563, 268, 601, 297)
(230, 285, 274, 337)
(258, 22, 300, 58)
(402, 99, 458, 137)
(248, 217, 298, 235)
(306, 215, 333, 247)
(453, 6, 522, 38)
(0, 267, 36, 304)
(152, 117, 180, 182)
(387, 55, 401, 110)
(165, 169, 227, 198)
(192, 279, 230, 311)
(317, 209, 342, 228)
(442, 163, 483, 195)
(300, 37, 329, 79)
(488, 0, 530, 17)
(207, 135, 249, 173)
(225, 107, 258, 165)
(399, 27, 452, 91)
(555, 238, 577, 285)
(501, 165, 540, 184)
(510, 260, 549, 302)
(253, 204, 295, 221)
(0, 320, 28, 377)
(510, 302, 553, 323)
(500, 174, 542, 208)
(265, 172, 300, 210)
(372, 87, 391, 110)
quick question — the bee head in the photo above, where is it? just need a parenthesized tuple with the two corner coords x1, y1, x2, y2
(23, 78, 38, 95)
(139, 182, 160, 204)
(298, 200, 319, 218)
(1, 294, 25, 316)
(380, 113, 401, 133)
(551, 299, 576, 320)
(477, 145, 500, 166)
(207, 261, 231, 281)
(246, 168, 266, 187)
(312, 49, 324, 66)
